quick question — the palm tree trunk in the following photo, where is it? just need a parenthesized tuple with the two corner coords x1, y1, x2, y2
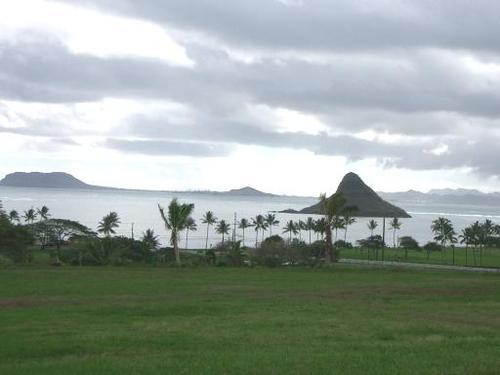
(344, 228, 347, 242)
(255, 230, 258, 248)
(222, 233, 225, 245)
(309, 230, 311, 245)
(242, 228, 245, 246)
(325, 225, 333, 264)
(173, 232, 180, 266)
(205, 225, 209, 249)
(185, 230, 189, 250)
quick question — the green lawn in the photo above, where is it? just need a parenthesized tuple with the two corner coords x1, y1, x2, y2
(340, 247, 500, 268)
(1, 266, 499, 374)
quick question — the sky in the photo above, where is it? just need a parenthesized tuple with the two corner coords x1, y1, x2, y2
(1, 0, 500, 195)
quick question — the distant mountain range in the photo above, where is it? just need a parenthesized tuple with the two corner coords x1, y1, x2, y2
(0, 172, 279, 197)
(379, 189, 500, 206)
(3, 171, 500, 205)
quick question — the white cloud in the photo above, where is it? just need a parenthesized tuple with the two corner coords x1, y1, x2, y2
(0, 0, 194, 67)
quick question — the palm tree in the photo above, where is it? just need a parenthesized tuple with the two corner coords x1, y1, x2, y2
(252, 214, 265, 247)
(342, 213, 356, 242)
(305, 217, 315, 244)
(185, 217, 197, 249)
(0, 200, 5, 219)
(8, 210, 20, 224)
(314, 218, 328, 241)
(431, 217, 457, 249)
(264, 214, 279, 236)
(97, 212, 121, 237)
(319, 193, 347, 263)
(367, 219, 378, 237)
(23, 208, 37, 225)
(331, 216, 345, 242)
(158, 199, 194, 266)
(216, 220, 231, 244)
(298, 220, 307, 241)
(201, 211, 217, 249)
(459, 227, 474, 266)
(282, 220, 298, 243)
(238, 218, 252, 246)
(142, 229, 160, 250)
(389, 218, 402, 247)
(37, 206, 50, 221)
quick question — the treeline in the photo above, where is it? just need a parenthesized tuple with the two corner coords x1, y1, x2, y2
(1, 198, 500, 267)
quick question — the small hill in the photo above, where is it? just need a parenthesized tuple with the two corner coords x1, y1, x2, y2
(226, 186, 277, 197)
(0, 172, 93, 189)
(298, 173, 411, 218)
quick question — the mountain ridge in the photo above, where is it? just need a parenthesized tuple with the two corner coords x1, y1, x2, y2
(0, 172, 284, 197)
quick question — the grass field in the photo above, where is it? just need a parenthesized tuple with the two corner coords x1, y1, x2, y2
(1, 266, 499, 374)
(340, 247, 500, 268)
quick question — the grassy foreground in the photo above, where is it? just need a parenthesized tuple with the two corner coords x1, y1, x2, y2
(340, 247, 500, 268)
(1, 266, 499, 374)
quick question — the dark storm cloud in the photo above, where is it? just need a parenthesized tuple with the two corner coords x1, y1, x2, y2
(104, 139, 230, 157)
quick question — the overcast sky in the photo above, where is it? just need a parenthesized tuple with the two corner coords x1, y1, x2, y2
(1, 0, 500, 195)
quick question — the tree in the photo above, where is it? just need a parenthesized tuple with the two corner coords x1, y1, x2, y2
(142, 229, 160, 250)
(252, 214, 265, 247)
(238, 218, 252, 246)
(331, 216, 345, 242)
(44, 219, 94, 264)
(459, 227, 474, 265)
(389, 218, 402, 247)
(342, 213, 356, 242)
(37, 206, 51, 221)
(0, 201, 6, 220)
(216, 220, 231, 244)
(201, 211, 217, 249)
(319, 193, 347, 263)
(97, 212, 121, 237)
(8, 210, 20, 224)
(431, 217, 457, 248)
(367, 219, 378, 237)
(314, 218, 327, 241)
(158, 199, 194, 266)
(185, 217, 197, 249)
(305, 217, 315, 244)
(264, 214, 279, 236)
(282, 220, 298, 243)
(0, 217, 32, 264)
(23, 208, 37, 225)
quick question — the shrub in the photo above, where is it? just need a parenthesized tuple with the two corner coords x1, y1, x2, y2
(0, 219, 33, 264)
(357, 235, 384, 249)
(423, 242, 442, 252)
(254, 240, 286, 267)
(334, 240, 352, 249)
(399, 236, 419, 250)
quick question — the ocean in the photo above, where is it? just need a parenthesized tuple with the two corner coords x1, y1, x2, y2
(2, 186, 500, 248)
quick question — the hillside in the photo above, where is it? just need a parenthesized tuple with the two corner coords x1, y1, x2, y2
(295, 172, 411, 218)
(0, 172, 93, 189)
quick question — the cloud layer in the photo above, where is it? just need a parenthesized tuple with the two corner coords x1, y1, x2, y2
(1, 0, 500, 191)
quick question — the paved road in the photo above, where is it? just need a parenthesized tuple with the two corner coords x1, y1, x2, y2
(339, 258, 500, 273)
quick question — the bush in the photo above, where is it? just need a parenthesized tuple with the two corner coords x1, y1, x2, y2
(0, 219, 33, 264)
(254, 240, 286, 267)
(357, 235, 384, 249)
(334, 240, 352, 249)
(399, 236, 419, 250)
(423, 242, 442, 252)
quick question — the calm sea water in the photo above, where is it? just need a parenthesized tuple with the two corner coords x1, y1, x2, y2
(2, 186, 500, 248)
